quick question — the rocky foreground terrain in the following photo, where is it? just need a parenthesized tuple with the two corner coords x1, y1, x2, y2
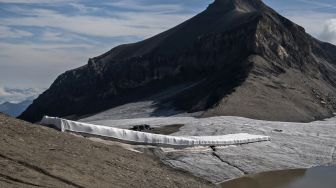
(0, 113, 211, 188)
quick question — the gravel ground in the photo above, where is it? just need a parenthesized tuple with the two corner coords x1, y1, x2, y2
(0, 113, 212, 188)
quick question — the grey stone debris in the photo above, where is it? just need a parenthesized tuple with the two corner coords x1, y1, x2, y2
(82, 115, 336, 184)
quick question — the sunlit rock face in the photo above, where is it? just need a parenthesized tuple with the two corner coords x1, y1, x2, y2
(20, 0, 336, 123)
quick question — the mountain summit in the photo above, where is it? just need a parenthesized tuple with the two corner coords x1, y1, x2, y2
(20, 0, 336, 122)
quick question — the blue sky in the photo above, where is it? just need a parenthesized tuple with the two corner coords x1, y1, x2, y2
(0, 0, 336, 102)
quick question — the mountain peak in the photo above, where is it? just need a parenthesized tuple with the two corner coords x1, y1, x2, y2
(208, 0, 265, 13)
(20, 0, 336, 123)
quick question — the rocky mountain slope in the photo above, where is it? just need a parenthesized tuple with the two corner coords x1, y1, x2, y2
(20, 0, 336, 122)
(0, 113, 211, 187)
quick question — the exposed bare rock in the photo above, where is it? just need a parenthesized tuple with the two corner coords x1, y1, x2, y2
(20, 0, 336, 122)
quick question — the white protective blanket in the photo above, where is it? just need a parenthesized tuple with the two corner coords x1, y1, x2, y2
(41, 116, 270, 146)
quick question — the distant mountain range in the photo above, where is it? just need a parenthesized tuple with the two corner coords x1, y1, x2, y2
(20, 0, 336, 123)
(0, 99, 33, 117)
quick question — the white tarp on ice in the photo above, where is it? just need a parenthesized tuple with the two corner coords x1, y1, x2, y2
(41, 116, 270, 146)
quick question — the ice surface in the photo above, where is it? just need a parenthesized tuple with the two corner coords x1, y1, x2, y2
(81, 115, 336, 183)
(45, 114, 336, 183)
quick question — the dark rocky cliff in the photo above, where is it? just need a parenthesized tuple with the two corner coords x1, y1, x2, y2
(20, 0, 336, 122)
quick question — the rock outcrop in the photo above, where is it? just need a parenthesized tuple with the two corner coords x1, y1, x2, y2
(20, 0, 336, 122)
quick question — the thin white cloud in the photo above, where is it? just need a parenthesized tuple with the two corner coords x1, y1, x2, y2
(0, 87, 9, 97)
(295, 0, 336, 9)
(107, 0, 184, 13)
(0, 42, 96, 67)
(41, 31, 70, 42)
(0, 87, 44, 103)
(0, 0, 75, 3)
(284, 10, 336, 43)
(0, 41, 111, 88)
(1, 7, 192, 38)
(69, 2, 99, 13)
(320, 19, 336, 44)
(0, 26, 33, 38)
